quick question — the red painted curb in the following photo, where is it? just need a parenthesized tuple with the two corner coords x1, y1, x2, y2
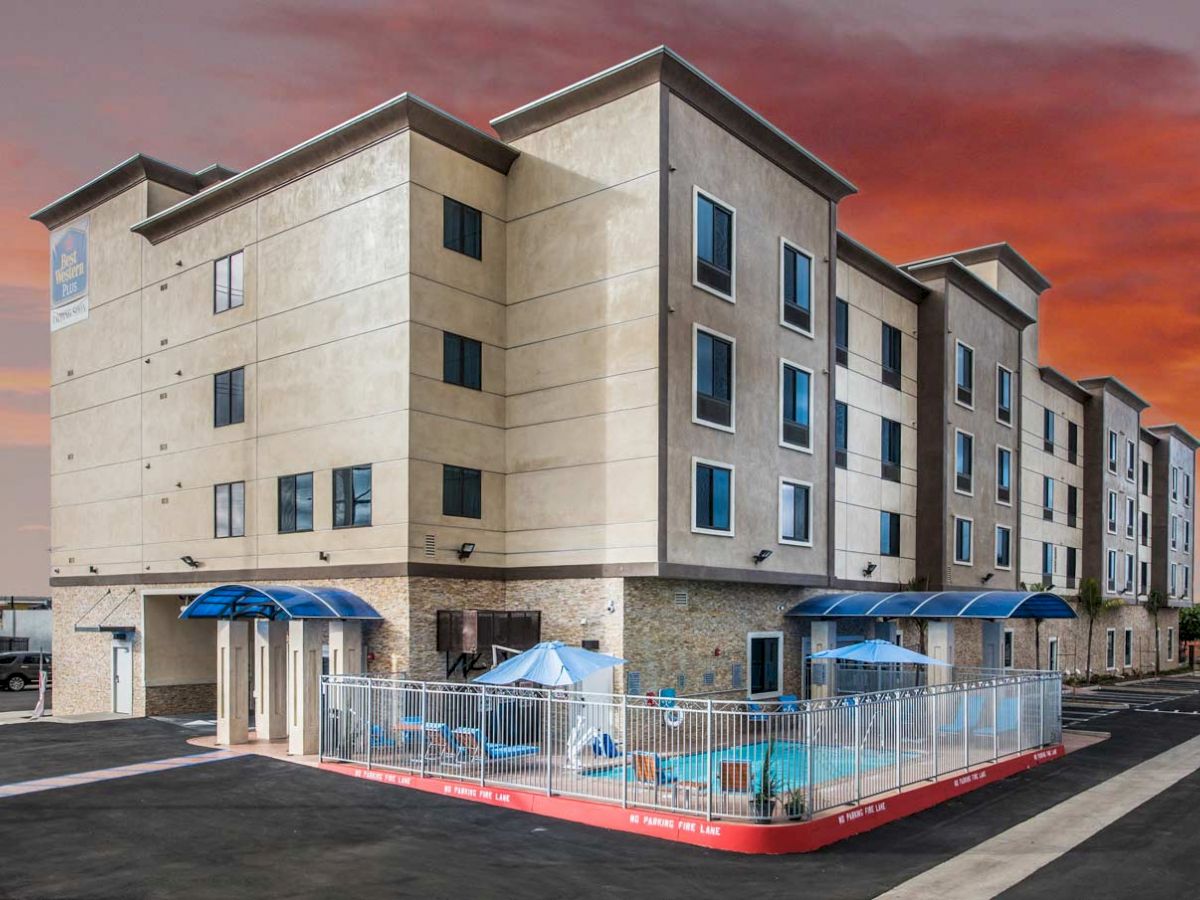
(320, 743, 1064, 854)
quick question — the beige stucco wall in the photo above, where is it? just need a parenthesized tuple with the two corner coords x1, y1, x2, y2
(834, 260, 918, 585)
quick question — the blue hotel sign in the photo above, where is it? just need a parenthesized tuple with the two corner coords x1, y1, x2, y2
(50, 216, 89, 331)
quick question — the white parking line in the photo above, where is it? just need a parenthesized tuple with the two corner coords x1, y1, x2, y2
(875, 732, 1200, 900)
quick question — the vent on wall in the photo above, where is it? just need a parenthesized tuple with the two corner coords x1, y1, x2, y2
(676, 673, 686, 693)
(627, 671, 641, 695)
(703, 670, 715, 687)
(423, 534, 436, 558)
(731, 663, 744, 690)
(673, 591, 689, 609)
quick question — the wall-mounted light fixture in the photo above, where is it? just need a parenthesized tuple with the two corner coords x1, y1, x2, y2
(752, 549, 773, 565)
(981, 572, 994, 583)
(458, 542, 476, 561)
(180, 555, 200, 569)
(863, 561, 877, 576)
(88, 565, 99, 574)
(319, 551, 330, 561)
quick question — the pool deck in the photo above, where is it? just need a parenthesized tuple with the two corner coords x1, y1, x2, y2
(318, 741, 1067, 854)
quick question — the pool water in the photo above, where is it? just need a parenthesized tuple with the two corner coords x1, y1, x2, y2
(586, 741, 900, 789)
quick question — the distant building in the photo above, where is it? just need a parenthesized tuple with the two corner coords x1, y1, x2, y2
(1, 597, 53, 652)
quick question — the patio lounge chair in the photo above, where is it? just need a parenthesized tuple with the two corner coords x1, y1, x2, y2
(451, 727, 540, 763)
(423, 722, 466, 764)
(938, 695, 987, 735)
(778, 694, 800, 713)
(746, 702, 770, 723)
(370, 724, 397, 748)
(633, 751, 706, 807)
(972, 697, 1020, 738)
(590, 732, 622, 759)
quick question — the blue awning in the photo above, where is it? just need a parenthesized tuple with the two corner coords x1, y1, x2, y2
(785, 590, 1076, 620)
(178, 584, 382, 621)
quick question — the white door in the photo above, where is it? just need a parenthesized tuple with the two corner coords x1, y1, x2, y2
(112, 644, 132, 714)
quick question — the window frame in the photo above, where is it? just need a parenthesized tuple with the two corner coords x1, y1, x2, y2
(442, 331, 483, 391)
(881, 321, 903, 390)
(880, 416, 902, 482)
(778, 478, 814, 547)
(778, 238, 815, 337)
(996, 445, 1013, 506)
(880, 510, 901, 558)
(1107, 490, 1118, 534)
(954, 428, 975, 497)
(1043, 475, 1054, 521)
(1125, 439, 1136, 482)
(443, 196, 483, 260)
(995, 524, 1012, 570)
(1043, 408, 1055, 452)
(1123, 627, 1133, 667)
(1042, 541, 1055, 582)
(1126, 496, 1135, 539)
(834, 401, 848, 469)
(954, 340, 975, 409)
(1003, 629, 1015, 669)
(1125, 552, 1135, 593)
(834, 298, 849, 366)
(213, 480, 246, 539)
(778, 358, 814, 453)
(953, 515, 974, 566)
(995, 364, 1013, 427)
(442, 464, 483, 520)
(1105, 627, 1116, 670)
(692, 186, 736, 302)
(213, 366, 245, 428)
(1107, 549, 1118, 593)
(1108, 430, 1118, 474)
(692, 323, 736, 433)
(276, 471, 314, 534)
(746, 631, 784, 700)
(212, 250, 244, 314)
(691, 456, 735, 537)
(1048, 636, 1059, 672)
(332, 464, 373, 529)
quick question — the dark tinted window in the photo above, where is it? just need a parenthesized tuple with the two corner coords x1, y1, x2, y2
(443, 332, 482, 390)
(880, 511, 900, 557)
(443, 197, 482, 259)
(781, 364, 810, 449)
(214, 367, 245, 427)
(835, 299, 849, 365)
(214, 481, 245, 538)
(834, 401, 848, 469)
(695, 193, 733, 296)
(881, 323, 902, 388)
(782, 245, 811, 331)
(278, 473, 313, 533)
(333, 465, 372, 528)
(695, 330, 733, 427)
(443, 465, 482, 519)
(695, 463, 732, 532)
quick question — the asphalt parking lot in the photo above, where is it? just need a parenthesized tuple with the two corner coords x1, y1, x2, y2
(1, 686, 1199, 900)
(0, 685, 49, 714)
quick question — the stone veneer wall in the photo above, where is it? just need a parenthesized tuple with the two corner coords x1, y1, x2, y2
(145, 683, 218, 716)
(52, 585, 146, 716)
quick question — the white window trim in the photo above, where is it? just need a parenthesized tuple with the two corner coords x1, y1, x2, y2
(1107, 549, 1118, 594)
(1126, 497, 1136, 538)
(1003, 628, 1015, 669)
(953, 515, 974, 566)
(1044, 408, 1056, 448)
(1125, 552, 1135, 593)
(1172, 466, 1179, 500)
(954, 428, 975, 497)
(1042, 542, 1056, 580)
(1108, 430, 1118, 474)
(1107, 490, 1118, 534)
(1125, 440, 1136, 483)
(995, 363, 1014, 428)
(954, 340, 975, 411)
(1105, 627, 1117, 670)
(691, 455, 735, 537)
(1171, 514, 1179, 549)
(1048, 636, 1059, 671)
(1170, 561, 1178, 596)
(1043, 475, 1055, 516)
(994, 525, 1013, 570)
(778, 237, 815, 338)
(778, 358, 814, 453)
(746, 631, 784, 700)
(691, 323, 736, 434)
(1123, 628, 1133, 668)
(692, 185, 736, 303)
(778, 477, 814, 547)
(996, 444, 1013, 507)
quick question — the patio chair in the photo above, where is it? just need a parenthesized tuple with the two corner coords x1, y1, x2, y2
(370, 724, 397, 749)
(423, 722, 465, 765)
(718, 759, 758, 818)
(632, 751, 706, 807)
(938, 694, 987, 736)
(590, 732, 623, 759)
(972, 697, 1020, 738)
(746, 702, 770, 723)
(778, 694, 800, 713)
(451, 727, 540, 763)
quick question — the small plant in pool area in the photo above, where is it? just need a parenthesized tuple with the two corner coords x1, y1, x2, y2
(752, 740, 778, 822)
(783, 787, 806, 820)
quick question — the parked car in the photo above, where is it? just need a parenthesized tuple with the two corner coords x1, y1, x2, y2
(0, 652, 51, 691)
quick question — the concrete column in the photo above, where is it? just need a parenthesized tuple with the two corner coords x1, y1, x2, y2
(810, 620, 838, 699)
(254, 621, 287, 741)
(981, 620, 1004, 671)
(926, 620, 956, 685)
(287, 619, 321, 756)
(329, 620, 363, 675)
(216, 619, 250, 746)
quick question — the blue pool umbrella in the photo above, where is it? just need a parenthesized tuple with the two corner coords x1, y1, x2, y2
(473, 641, 628, 687)
(808, 639, 950, 666)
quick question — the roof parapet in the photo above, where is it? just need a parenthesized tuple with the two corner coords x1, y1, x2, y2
(905, 242, 1051, 294)
(491, 45, 857, 202)
(903, 257, 1035, 329)
(1077, 376, 1151, 413)
(1039, 366, 1090, 404)
(836, 232, 928, 303)
(1147, 424, 1200, 451)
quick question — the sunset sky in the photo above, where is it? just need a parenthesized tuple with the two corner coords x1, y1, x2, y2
(2, 0, 1198, 593)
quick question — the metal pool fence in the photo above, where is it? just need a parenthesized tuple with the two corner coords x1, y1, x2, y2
(320, 670, 1062, 823)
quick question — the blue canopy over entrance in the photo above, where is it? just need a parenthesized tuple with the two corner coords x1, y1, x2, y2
(785, 590, 1076, 620)
(178, 584, 382, 621)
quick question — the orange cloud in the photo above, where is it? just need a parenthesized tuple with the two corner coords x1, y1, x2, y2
(0, 367, 48, 395)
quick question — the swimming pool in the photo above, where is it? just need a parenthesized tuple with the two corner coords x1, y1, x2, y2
(585, 741, 902, 789)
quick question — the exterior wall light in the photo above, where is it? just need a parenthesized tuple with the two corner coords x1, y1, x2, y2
(981, 572, 994, 583)
(458, 542, 476, 560)
(753, 549, 773, 564)
(863, 562, 877, 576)
(180, 556, 200, 568)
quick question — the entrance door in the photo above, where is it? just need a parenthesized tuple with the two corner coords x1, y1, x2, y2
(112, 643, 132, 714)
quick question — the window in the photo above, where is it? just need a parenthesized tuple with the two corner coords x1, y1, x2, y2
(1186, 473, 1192, 506)
(694, 189, 734, 299)
(954, 517, 973, 564)
(1185, 566, 1192, 599)
(1003, 629, 1014, 669)
(1107, 550, 1117, 592)
(1068, 484, 1079, 528)
(1125, 553, 1135, 593)
(693, 459, 733, 535)
(780, 241, 812, 334)
(333, 465, 372, 528)
(1042, 542, 1054, 582)
(1142, 460, 1150, 495)
(443, 197, 482, 259)
(1124, 628, 1133, 667)
(694, 327, 734, 430)
(1043, 409, 1055, 452)
(1105, 628, 1116, 670)
(442, 465, 482, 519)
(443, 332, 482, 390)
(1126, 440, 1135, 482)
(834, 402, 848, 469)
(779, 362, 812, 450)
(955, 430, 973, 494)
(748, 633, 782, 698)
(1066, 546, 1078, 589)
(213, 367, 245, 428)
(881, 418, 901, 482)
(1141, 511, 1150, 546)
(1141, 560, 1149, 594)
(835, 299, 849, 366)
(277, 473, 313, 534)
(880, 511, 901, 558)
(1108, 431, 1118, 474)
(214, 481, 245, 538)
(996, 446, 1012, 505)
(213, 250, 244, 313)
(955, 341, 974, 407)
(996, 365, 1013, 425)
(1168, 627, 1175, 662)
(1170, 562, 1178, 596)
(1043, 476, 1054, 521)
(1172, 466, 1179, 500)
(779, 480, 812, 545)
(1107, 491, 1118, 534)
(1048, 637, 1059, 672)
(881, 323, 902, 390)
(1171, 515, 1179, 550)
(995, 525, 1012, 569)
(1186, 520, 1192, 553)
(1068, 421, 1079, 465)
(1126, 497, 1135, 538)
